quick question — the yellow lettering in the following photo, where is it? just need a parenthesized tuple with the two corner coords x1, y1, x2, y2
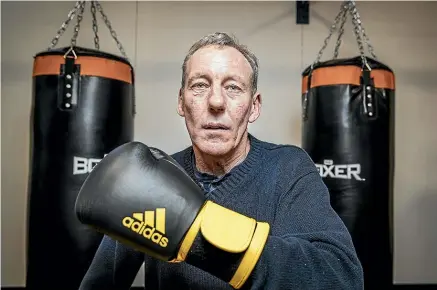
(122, 210, 169, 248)
(151, 232, 162, 243)
(143, 227, 155, 239)
(122, 217, 134, 227)
(139, 224, 146, 235)
(131, 221, 144, 233)
(159, 237, 168, 247)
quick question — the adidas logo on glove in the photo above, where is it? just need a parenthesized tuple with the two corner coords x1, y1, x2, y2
(122, 208, 169, 248)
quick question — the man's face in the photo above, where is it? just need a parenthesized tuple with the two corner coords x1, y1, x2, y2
(178, 45, 261, 157)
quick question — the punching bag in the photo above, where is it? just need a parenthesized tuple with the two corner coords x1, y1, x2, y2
(301, 55, 395, 289)
(26, 45, 135, 289)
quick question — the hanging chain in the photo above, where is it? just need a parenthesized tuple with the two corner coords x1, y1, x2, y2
(347, 1, 371, 69)
(360, 24, 377, 59)
(70, 1, 86, 47)
(90, 1, 100, 50)
(47, 1, 82, 50)
(94, 1, 128, 59)
(312, 0, 377, 69)
(46, 0, 128, 60)
(348, 1, 377, 59)
(311, 2, 349, 68)
(348, 3, 365, 57)
(333, 7, 348, 59)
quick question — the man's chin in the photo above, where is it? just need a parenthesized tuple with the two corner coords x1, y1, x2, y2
(195, 137, 233, 156)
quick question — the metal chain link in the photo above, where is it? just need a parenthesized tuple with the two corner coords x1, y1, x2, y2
(348, 1, 377, 59)
(46, 0, 128, 60)
(94, 1, 128, 59)
(347, 1, 371, 69)
(361, 26, 377, 59)
(333, 7, 348, 59)
(348, 3, 365, 57)
(47, 1, 82, 50)
(312, 0, 377, 69)
(90, 1, 100, 50)
(311, 2, 348, 68)
(70, 1, 86, 47)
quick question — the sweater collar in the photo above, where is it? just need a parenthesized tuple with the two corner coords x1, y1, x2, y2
(183, 134, 263, 201)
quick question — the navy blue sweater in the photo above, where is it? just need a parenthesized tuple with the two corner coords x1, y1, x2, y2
(79, 134, 364, 289)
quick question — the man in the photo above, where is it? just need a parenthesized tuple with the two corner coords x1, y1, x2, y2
(78, 32, 364, 289)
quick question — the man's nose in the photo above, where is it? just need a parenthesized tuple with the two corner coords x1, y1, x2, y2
(208, 87, 225, 112)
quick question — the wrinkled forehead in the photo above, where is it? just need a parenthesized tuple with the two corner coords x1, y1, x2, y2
(186, 46, 253, 83)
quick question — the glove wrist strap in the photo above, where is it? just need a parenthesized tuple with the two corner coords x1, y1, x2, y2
(175, 201, 270, 289)
(171, 203, 206, 262)
(229, 222, 270, 288)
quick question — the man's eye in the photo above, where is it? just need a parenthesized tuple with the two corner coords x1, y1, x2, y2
(226, 84, 241, 91)
(192, 83, 208, 89)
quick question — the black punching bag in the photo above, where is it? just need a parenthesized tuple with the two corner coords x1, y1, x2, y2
(26, 46, 135, 289)
(301, 56, 395, 288)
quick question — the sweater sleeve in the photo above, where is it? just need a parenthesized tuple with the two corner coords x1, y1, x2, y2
(186, 150, 364, 290)
(185, 152, 364, 289)
(247, 164, 364, 289)
(79, 234, 144, 290)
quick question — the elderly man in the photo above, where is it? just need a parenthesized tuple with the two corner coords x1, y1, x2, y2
(78, 32, 364, 290)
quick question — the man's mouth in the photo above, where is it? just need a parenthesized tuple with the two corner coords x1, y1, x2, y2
(202, 123, 230, 130)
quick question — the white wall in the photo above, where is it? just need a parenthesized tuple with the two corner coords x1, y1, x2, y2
(2, 1, 437, 287)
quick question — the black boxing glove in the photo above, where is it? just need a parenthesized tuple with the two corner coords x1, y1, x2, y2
(75, 142, 270, 289)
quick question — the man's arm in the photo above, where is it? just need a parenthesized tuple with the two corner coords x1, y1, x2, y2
(185, 151, 364, 289)
(248, 169, 364, 289)
(79, 235, 144, 290)
(75, 142, 363, 290)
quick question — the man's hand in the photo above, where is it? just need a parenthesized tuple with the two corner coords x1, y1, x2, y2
(75, 142, 270, 289)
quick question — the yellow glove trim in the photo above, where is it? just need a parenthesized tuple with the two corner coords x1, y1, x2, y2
(172, 200, 271, 290)
(229, 222, 270, 289)
(200, 201, 256, 253)
(170, 203, 207, 263)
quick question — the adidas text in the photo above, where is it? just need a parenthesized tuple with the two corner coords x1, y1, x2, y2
(122, 209, 168, 248)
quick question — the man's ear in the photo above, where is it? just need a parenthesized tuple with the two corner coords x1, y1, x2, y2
(248, 92, 262, 123)
(177, 88, 185, 117)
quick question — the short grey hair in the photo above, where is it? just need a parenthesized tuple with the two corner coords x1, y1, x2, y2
(181, 32, 259, 94)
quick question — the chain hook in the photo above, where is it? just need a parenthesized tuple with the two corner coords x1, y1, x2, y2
(46, 0, 129, 61)
(63, 46, 78, 59)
